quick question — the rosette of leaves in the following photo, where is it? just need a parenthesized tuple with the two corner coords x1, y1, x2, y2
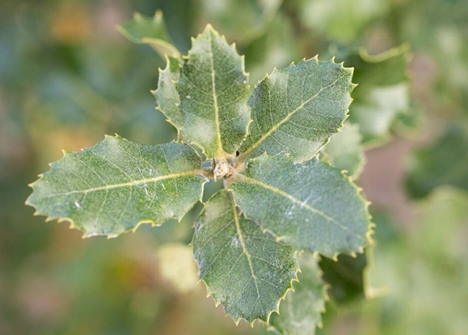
(26, 21, 372, 333)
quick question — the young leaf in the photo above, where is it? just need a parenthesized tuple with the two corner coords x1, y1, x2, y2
(269, 253, 326, 335)
(176, 25, 250, 159)
(230, 155, 370, 257)
(322, 122, 365, 179)
(26, 137, 206, 237)
(238, 58, 355, 163)
(192, 190, 299, 324)
(118, 11, 180, 58)
(153, 56, 183, 134)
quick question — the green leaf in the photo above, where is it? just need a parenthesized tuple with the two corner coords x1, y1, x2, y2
(269, 253, 326, 335)
(319, 250, 369, 303)
(230, 155, 371, 257)
(118, 11, 180, 58)
(352, 84, 409, 144)
(362, 189, 468, 335)
(152, 56, 183, 134)
(198, 0, 283, 42)
(238, 58, 355, 163)
(192, 190, 299, 324)
(26, 137, 206, 237)
(176, 25, 250, 159)
(406, 123, 468, 198)
(244, 12, 302, 84)
(349, 45, 411, 144)
(322, 122, 365, 179)
(298, 0, 389, 42)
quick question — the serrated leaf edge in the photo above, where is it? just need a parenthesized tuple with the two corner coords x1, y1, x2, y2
(266, 251, 329, 335)
(237, 56, 357, 164)
(323, 123, 366, 180)
(179, 24, 251, 159)
(25, 135, 208, 238)
(192, 190, 300, 327)
(230, 153, 375, 259)
(152, 55, 183, 141)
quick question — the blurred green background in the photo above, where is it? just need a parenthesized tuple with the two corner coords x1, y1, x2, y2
(1, 0, 468, 334)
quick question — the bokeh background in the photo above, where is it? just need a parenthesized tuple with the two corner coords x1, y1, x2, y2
(1, 0, 468, 334)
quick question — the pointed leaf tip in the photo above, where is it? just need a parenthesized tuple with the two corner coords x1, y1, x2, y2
(27, 138, 206, 237)
(193, 190, 299, 323)
(176, 27, 250, 158)
(238, 57, 354, 163)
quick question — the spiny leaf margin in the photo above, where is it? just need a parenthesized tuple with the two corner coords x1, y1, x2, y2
(230, 154, 374, 258)
(192, 190, 300, 325)
(176, 24, 251, 159)
(238, 56, 356, 164)
(152, 56, 184, 137)
(26, 136, 207, 238)
(268, 253, 328, 335)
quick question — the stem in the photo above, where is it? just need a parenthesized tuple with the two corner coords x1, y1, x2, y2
(199, 167, 215, 179)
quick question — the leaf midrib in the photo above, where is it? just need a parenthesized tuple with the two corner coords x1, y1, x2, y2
(229, 193, 262, 308)
(239, 75, 342, 160)
(41, 170, 200, 198)
(234, 174, 360, 238)
(207, 30, 224, 158)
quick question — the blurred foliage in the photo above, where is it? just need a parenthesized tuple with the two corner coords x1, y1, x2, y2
(406, 123, 468, 198)
(319, 251, 368, 305)
(317, 188, 468, 335)
(322, 123, 365, 179)
(118, 11, 180, 58)
(1, 0, 468, 334)
(346, 44, 411, 145)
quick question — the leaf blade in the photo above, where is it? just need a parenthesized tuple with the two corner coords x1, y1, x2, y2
(230, 155, 371, 257)
(348, 44, 410, 144)
(269, 253, 326, 335)
(406, 123, 468, 198)
(26, 137, 206, 237)
(192, 190, 299, 324)
(176, 25, 250, 159)
(153, 56, 183, 134)
(118, 11, 180, 58)
(320, 251, 369, 303)
(322, 122, 365, 179)
(238, 58, 354, 163)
